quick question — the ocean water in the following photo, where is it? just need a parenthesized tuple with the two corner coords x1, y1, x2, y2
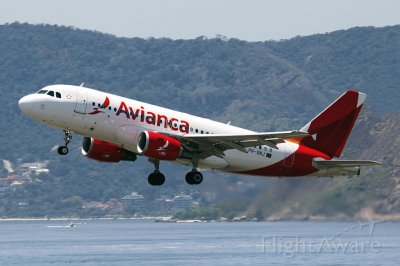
(0, 219, 398, 265)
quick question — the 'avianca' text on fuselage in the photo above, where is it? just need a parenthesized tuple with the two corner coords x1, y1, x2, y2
(18, 84, 381, 187)
(115, 101, 190, 134)
(87, 96, 190, 134)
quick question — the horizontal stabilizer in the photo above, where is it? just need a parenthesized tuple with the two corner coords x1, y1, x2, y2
(313, 158, 382, 169)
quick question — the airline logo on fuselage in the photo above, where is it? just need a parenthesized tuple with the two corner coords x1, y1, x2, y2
(88, 97, 110, 115)
(89, 96, 190, 134)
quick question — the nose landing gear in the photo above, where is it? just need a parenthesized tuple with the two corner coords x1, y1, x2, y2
(57, 129, 72, 155)
(57, 146, 69, 155)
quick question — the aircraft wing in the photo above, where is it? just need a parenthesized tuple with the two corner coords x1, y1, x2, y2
(312, 158, 382, 169)
(162, 130, 309, 158)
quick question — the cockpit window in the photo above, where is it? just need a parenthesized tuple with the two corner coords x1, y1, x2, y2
(36, 89, 60, 98)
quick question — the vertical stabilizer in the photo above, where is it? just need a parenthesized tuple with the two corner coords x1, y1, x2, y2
(300, 90, 366, 158)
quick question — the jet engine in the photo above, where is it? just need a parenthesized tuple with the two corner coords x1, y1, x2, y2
(137, 131, 181, 160)
(81, 137, 137, 163)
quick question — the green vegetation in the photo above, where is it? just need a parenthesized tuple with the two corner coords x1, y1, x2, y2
(0, 23, 399, 219)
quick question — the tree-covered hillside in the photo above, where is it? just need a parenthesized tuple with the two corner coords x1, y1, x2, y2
(266, 26, 400, 115)
(0, 23, 398, 219)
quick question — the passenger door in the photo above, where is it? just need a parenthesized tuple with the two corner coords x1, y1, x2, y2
(74, 88, 87, 114)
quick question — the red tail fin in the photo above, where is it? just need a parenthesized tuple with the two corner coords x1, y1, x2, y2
(300, 90, 366, 158)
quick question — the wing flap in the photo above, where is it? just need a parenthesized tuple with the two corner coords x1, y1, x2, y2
(180, 130, 309, 143)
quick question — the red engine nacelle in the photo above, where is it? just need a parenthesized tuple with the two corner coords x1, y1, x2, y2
(81, 137, 137, 163)
(137, 131, 182, 160)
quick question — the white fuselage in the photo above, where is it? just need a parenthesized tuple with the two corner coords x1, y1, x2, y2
(19, 85, 297, 173)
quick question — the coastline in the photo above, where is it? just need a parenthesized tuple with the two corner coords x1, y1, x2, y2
(1, 214, 400, 223)
(0, 216, 172, 222)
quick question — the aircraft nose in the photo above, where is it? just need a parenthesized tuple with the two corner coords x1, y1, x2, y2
(18, 95, 33, 114)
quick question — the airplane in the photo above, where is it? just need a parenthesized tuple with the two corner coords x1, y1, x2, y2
(18, 85, 381, 186)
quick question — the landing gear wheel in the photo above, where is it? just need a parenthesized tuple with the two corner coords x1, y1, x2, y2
(185, 170, 203, 185)
(192, 171, 203, 184)
(148, 171, 165, 186)
(57, 146, 69, 155)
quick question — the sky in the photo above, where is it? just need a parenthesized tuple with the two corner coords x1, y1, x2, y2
(1, 0, 399, 41)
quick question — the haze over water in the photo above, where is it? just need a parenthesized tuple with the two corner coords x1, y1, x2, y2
(0, 220, 398, 265)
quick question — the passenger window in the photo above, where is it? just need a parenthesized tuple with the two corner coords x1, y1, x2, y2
(56, 92, 61, 98)
(47, 91, 54, 97)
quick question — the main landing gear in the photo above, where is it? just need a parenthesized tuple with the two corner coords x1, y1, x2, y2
(185, 170, 203, 185)
(57, 129, 72, 155)
(148, 159, 165, 186)
(147, 158, 204, 186)
(185, 156, 203, 185)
